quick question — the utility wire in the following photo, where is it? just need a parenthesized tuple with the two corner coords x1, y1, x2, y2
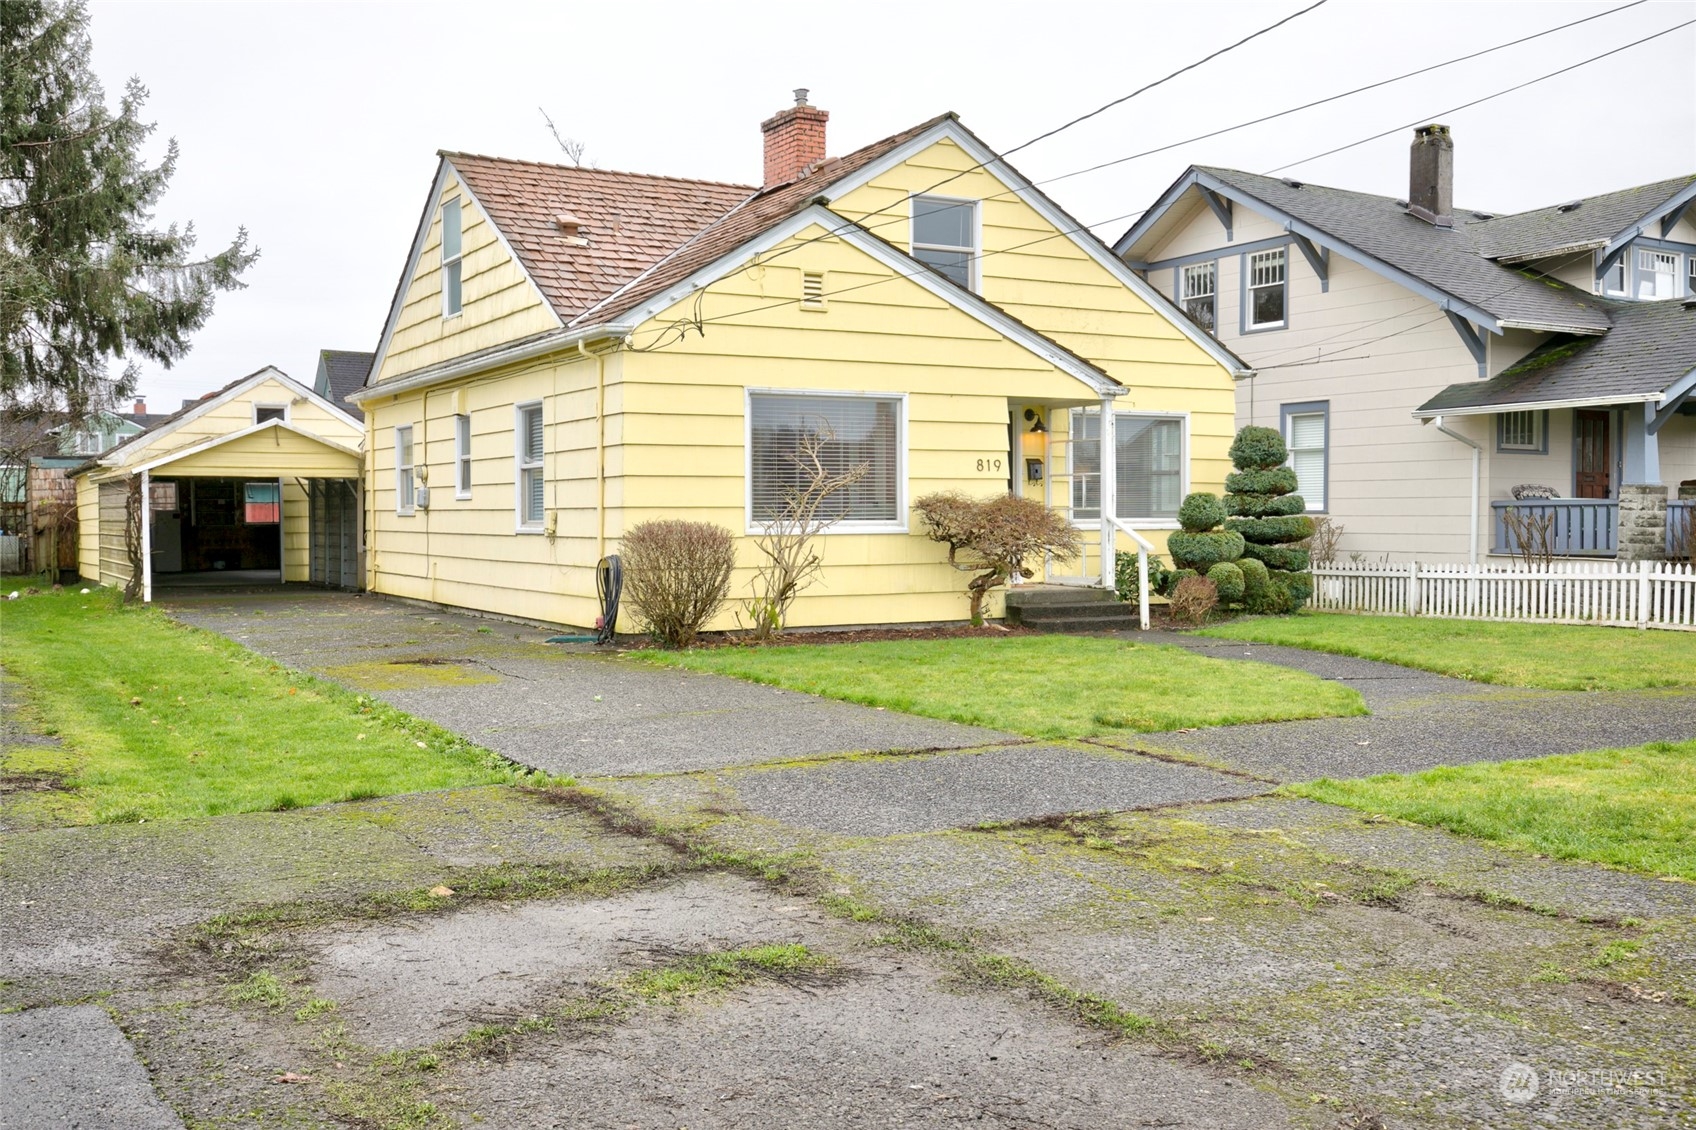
(742, 0, 1331, 274)
(738, 0, 1653, 267)
(629, 14, 1691, 350)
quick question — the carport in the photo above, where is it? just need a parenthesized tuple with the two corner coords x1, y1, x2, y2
(87, 419, 362, 601)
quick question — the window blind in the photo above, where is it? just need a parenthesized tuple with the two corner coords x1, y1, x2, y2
(1288, 412, 1325, 509)
(749, 394, 899, 523)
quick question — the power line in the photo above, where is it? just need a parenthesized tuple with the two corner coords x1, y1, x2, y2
(741, 0, 1654, 269)
(743, 0, 1331, 275)
(629, 14, 1691, 350)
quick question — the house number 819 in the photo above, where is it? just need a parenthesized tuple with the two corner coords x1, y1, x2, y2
(976, 457, 1003, 473)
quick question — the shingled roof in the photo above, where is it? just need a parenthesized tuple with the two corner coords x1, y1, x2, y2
(1470, 174, 1696, 263)
(316, 350, 373, 420)
(1191, 168, 1613, 334)
(1417, 297, 1696, 416)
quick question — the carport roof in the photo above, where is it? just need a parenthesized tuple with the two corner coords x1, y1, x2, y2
(114, 420, 361, 479)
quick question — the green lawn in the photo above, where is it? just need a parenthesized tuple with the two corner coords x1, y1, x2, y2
(637, 635, 1365, 740)
(1, 589, 533, 824)
(1286, 739, 1696, 881)
(1198, 614, 1696, 691)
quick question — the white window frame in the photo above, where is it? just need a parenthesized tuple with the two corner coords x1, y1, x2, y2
(1245, 247, 1288, 331)
(1178, 261, 1217, 335)
(744, 388, 908, 535)
(515, 401, 544, 532)
(909, 194, 979, 292)
(394, 424, 415, 516)
(1066, 409, 1190, 529)
(253, 402, 290, 425)
(441, 197, 464, 318)
(454, 413, 472, 499)
(1600, 254, 1629, 296)
(1282, 404, 1328, 513)
(1636, 248, 1680, 299)
(1496, 409, 1546, 454)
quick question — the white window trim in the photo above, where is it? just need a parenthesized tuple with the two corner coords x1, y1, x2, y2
(1246, 248, 1288, 330)
(909, 194, 980, 292)
(1066, 409, 1191, 529)
(1636, 248, 1681, 300)
(744, 387, 909, 535)
(1179, 261, 1217, 334)
(1496, 409, 1545, 453)
(514, 401, 544, 533)
(394, 424, 415, 516)
(252, 402, 290, 424)
(454, 413, 472, 499)
(1600, 254, 1629, 296)
(441, 196, 464, 319)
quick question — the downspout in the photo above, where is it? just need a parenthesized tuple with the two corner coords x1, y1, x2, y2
(1433, 416, 1481, 564)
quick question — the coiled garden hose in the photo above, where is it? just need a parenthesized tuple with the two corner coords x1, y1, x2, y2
(545, 554, 623, 645)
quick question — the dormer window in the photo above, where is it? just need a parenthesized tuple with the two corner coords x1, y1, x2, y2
(442, 198, 464, 317)
(911, 196, 976, 290)
(1601, 256, 1627, 296)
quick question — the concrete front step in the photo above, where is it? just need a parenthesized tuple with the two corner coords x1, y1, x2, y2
(1016, 612, 1139, 633)
(1004, 585, 1117, 607)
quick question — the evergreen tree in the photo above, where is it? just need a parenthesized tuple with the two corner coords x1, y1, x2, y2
(1, 0, 257, 420)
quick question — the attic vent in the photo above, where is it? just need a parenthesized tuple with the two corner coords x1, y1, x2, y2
(1470, 211, 1495, 221)
(801, 271, 826, 308)
(1280, 178, 1305, 189)
(553, 212, 589, 246)
(1556, 200, 1582, 213)
(1394, 199, 1409, 209)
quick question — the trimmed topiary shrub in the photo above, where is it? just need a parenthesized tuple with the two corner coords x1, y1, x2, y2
(1168, 490, 1244, 576)
(1223, 426, 1313, 612)
(1165, 567, 1199, 595)
(1207, 561, 1245, 603)
(1177, 492, 1226, 532)
(1239, 557, 1271, 606)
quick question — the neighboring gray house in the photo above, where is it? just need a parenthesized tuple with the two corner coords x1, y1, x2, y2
(1114, 126, 1695, 563)
(313, 350, 373, 421)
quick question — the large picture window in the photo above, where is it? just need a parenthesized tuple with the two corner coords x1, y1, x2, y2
(1179, 262, 1216, 334)
(911, 196, 976, 290)
(749, 392, 902, 527)
(1245, 248, 1287, 330)
(1068, 411, 1185, 523)
(516, 403, 544, 528)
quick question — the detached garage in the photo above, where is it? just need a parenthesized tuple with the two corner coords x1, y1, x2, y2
(73, 367, 365, 599)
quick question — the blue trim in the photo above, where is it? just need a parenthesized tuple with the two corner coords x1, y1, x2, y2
(1291, 234, 1329, 293)
(1445, 311, 1487, 378)
(1280, 400, 1329, 514)
(1116, 168, 1506, 333)
(1143, 235, 1290, 272)
(1200, 188, 1233, 242)
(1662, 200, 1690, 239)
(1633, 234, 1696, 254)
(1240, 245, 1290, 335)
(1598, 178, 1696, 261)
(1495, 409, 1549, 455)
(1651, 366, 1696, 435)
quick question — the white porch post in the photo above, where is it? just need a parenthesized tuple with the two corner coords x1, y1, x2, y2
(140, 469, 152, 603)
(1098, 396, 1116, 586)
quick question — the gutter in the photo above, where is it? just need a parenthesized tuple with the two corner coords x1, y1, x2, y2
(1430, 416, 1481, 565)
(1414, 391, 1662, 420)
(348, 324, 633, 404)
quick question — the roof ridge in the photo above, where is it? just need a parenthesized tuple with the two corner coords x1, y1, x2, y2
(440, 150, 756, 192)
(1471, 172, 1696, 225)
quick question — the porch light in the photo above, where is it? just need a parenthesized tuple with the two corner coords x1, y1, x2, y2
(1024, 408, 1048, 434)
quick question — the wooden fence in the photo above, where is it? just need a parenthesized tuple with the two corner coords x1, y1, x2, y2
(1309, 559, 1696, 631)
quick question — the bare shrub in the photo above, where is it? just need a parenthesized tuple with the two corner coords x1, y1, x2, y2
(745, 426, 869, 641)
(1302, 515, 1344, 567)
(1166, 574, 1219, 626)
(619, 520, 736, 648)
(1501, 506, 1556, 568)
(914, 492, 1081, 625)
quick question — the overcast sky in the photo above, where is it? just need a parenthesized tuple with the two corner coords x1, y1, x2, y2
(85, 0, 1696, 412)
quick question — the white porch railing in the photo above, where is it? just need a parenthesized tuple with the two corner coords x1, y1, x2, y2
(1112, 519, 1153, 631)
(1309, 559, 1696, 630)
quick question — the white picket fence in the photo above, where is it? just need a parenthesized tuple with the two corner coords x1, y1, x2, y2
(1309, 559, 1696, 631)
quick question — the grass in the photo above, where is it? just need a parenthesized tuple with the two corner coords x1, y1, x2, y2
(625, 943, 833, 1001)
(1198, 613, 1696, 691)
(0, 588, 536, 824)
(1285, 738, 1696, 880)
(637, 635, 1365, 739)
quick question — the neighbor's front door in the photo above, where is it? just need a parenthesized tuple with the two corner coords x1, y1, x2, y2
(1574, 410, 1611, 499)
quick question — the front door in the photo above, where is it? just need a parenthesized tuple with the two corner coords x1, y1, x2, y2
(1574, 410, 1611, 499)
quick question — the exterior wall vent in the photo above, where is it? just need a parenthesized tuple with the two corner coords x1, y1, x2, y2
(801, 271, 826, 308)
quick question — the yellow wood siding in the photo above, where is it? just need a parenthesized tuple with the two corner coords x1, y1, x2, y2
(99, 376, 363, 474)
(76, 475, 99, 582)
(374, 172, 559, 383)
(156, 428, 359, 478)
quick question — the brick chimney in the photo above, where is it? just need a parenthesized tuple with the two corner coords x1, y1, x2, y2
(761, 89, 828, 189)
(132, 397, 147, 415)
(1408, 124, 1453, 228)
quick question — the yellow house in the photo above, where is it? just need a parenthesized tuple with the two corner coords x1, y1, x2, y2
(73, 367, 365, 598)
(350, 95, 1249, 631)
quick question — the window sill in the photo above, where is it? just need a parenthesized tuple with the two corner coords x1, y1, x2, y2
(396, 509, 416, 517)
(1242, 321, 1287, 334)
(455, 492, 472, 501)
(744, 523, 909, 536)
(1070, 519, 1181, 530)
(515, 524, 545, 535)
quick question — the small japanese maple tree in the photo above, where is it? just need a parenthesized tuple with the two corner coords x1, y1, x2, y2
(915, 492, 1081, 625)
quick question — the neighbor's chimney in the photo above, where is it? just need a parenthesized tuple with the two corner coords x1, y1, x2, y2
(132, 397, 147, 415)
(1408, 124, 1453, 228)
(761, 89, 828, 189)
